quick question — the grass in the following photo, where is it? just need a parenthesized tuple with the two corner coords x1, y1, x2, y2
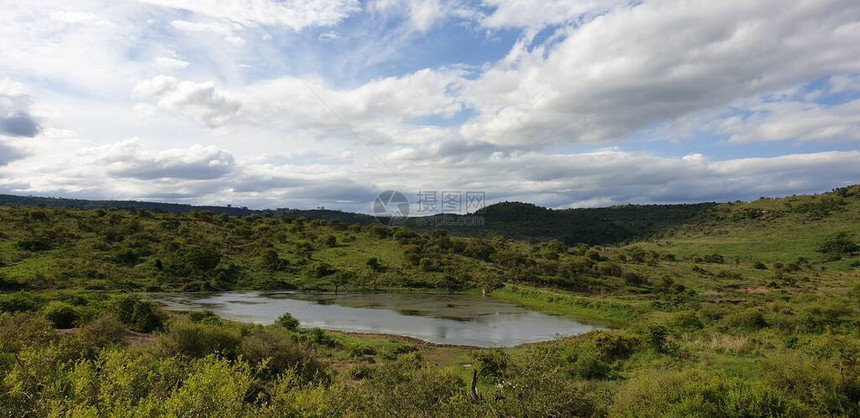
(490, 284, 643, 326)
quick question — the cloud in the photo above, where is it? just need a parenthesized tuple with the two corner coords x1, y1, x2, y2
(142, 0, 360, 31)
(134, 75, 242, 127)
(480, 0, 627, 30)
(461, 0, 860, 146)
(156, 57, 190, 70)
(717, 99, 860, 143)
(0, 142, 27, 165)
(137, 69, 466, 144)
(370, 0, 448, 32)
(2, 129, 856, 211)
(0, 79, 40, 137)
(170, 19, 247, 46)
(90, 140, 236, 180)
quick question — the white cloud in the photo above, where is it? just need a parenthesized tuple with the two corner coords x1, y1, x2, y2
(1, 129, 857, 210)
(370, 0, 444, 32)
(0, 0, 857, 210)
(137, 69, 466, 144)
(142, 0, 360, 31)
(87, 140, 235, 180)
(134, 76, 242, 127)
(718, 99, 860, 143)
(480, 0, 627, 30)
(156, 57, 190, 70)
(461, 0, 860, 146)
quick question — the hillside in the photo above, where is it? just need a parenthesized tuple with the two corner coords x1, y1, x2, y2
(1, 193, 716, 245)
(1, 186, 859, 416)
(408, 201, 715, 245)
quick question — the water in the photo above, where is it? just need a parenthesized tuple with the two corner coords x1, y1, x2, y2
(151, 291, 603, 347)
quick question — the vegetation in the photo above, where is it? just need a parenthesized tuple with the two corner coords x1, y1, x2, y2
(0, 185, 858, 416)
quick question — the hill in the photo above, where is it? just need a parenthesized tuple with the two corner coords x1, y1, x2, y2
(0, 185, 859, 416)
(0, 193, 716, 245)
(407, 201, 715, 245)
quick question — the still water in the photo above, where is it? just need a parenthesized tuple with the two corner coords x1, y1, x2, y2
(151, 291, 602, 347)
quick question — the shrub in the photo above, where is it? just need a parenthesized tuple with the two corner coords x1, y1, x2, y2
(723, 308, 768, 330)
(596, 262, 622, 277)
(758, 353, 855, 415)
(157, 320, 241, 359)
(240, 329, 328, 382)
(621, 271, 644, 286)
(819, 233, 858, 256)
(188, 310, 221, 325)
(611, 369, 798, 417)
(703, 253, 725, 263)
(15, 234, 54, 251)
(471, 349, 508, 382)
(0, 292, 40, 313)
(162, 356, 252, 416)
(592, 331, 635, 360)
(78, 315, 127, 348)
(107, 295, 165, 333)
(299, 328, 339, 348)
(42, 301, 80, 329)
(0, 312, 57, 352)
(276, 313, 300, 331)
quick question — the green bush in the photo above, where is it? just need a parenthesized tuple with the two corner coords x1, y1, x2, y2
(819, 233, 858, 256)
(723, 308, 768, 330)
(188, 310, 221, 325)
(156, 320, 241, 359)
(276, 313, 300, 331)
(42, 301, 80, 329)
(107, 295, 164, 333)
(240, 329, 328, 382)
(612, 369, 798, 417)
(0, 312, 57, 352)
(77, 315, 127, 348)
(0, 292, 40, 313)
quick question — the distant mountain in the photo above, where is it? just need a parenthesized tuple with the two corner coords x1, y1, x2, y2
(404, 201, 717, 245)
(0, 194, 256, 216)
(5, 187, 856, 246)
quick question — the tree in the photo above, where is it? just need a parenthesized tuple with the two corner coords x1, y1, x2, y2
(819, 233, 858, 258)
(366, 257, 382, 272)
(276, 313, 300, 331)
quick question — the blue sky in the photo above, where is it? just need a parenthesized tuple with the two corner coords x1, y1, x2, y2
(0, 0, 859, 212)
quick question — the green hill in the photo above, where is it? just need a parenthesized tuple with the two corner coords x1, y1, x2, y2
(1, 185, 859, 416)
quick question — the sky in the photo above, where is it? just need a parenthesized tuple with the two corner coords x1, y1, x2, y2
(0, 0, 859, 213)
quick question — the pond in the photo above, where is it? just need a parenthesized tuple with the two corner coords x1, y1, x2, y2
(151, 291, 604, 347)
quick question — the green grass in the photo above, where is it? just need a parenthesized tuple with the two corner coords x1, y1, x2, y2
(491, 284, 643, 326)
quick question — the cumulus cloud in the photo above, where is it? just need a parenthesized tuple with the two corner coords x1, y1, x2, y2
(134, 76, 241, 127)
(137, 69, 466, 144)
(717, 99, 860, 143)
(0, 142, 27, 165)
(0, 79, 40, 138)
(87, 140, 236, 180)
(2, 130, 856, 211)
(1, 0, 858, 210)
(142, 0, 360, 31)
(461, 0, 860, 146)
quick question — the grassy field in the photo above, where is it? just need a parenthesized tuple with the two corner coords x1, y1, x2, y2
(0, 185, 858, 416)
